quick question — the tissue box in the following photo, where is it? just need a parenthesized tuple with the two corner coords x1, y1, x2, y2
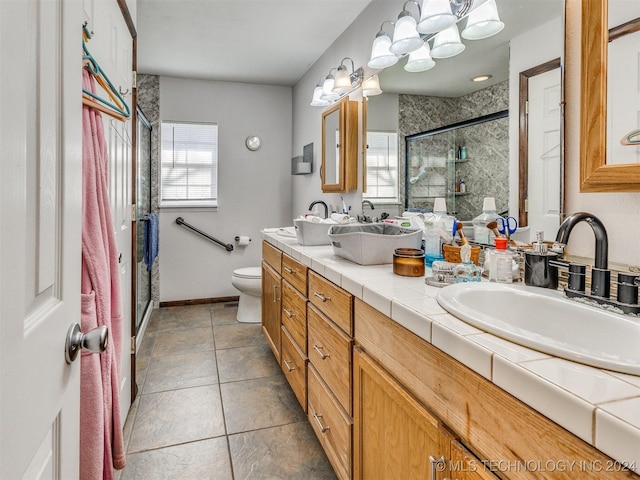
(328, 223, 422, 265)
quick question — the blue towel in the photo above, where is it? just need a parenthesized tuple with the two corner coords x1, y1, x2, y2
(143, 213, 159, 271)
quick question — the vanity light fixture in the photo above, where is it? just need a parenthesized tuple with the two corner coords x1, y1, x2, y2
(461, 0, 504, 40)
(404, 42, 436, 72)
(430, 23, 465, 58)
(390, 1, 424, 56)
(332, 57, 364, 95)
(417, 0, 456, 34)
(471, 74, 492, 82)
(320, 68, 340, 102)
(368, 21, 399, 69)
(362, 75, 382, 96)
(310, 78, 331, 106)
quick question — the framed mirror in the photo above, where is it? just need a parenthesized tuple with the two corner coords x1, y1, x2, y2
(321, 96, 358, 192)
(579, 0, 640, 192)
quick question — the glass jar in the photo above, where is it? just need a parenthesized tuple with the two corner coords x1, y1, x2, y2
(393, 248, 425, 277)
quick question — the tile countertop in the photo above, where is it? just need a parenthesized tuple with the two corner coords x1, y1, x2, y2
(262, 230, 640, 474)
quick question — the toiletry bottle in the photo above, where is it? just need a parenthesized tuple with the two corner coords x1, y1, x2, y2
(490, 238, 513, 283)
(459, 179, 466, 193)
(460, 146, 467, 160)
(472, 197, 497, 245)
(424, 198, 453, 266)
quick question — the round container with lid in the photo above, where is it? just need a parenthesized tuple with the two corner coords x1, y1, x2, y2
(393, 248, 425, 277)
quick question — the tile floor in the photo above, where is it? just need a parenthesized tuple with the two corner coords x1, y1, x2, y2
(119, 302, 336, 480)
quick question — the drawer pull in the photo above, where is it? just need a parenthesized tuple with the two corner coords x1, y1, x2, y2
(313, 344, 330, 359)
(283, 308, 295, 318)
(312, 413, 330, 433)
(313, 291, 331, 302)
(429, 456, 446, 480)
(283, 359, 296, 372)
(273, 285, 280, 303)
(283, 266, 296, 275)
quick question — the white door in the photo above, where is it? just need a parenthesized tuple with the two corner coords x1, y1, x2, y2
(528, 67, 562, 240)
(1, 1, 83, 478)
(83, 0, 133, 416)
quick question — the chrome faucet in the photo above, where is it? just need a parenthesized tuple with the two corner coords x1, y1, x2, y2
(362, 199, 375, 210)
(309, 200, 328, 219)
(555, 212, 609, 298)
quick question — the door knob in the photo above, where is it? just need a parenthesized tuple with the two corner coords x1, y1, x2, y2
(65, 323, 109, 364)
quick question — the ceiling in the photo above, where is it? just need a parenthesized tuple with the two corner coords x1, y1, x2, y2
(136, 0, 372, 86)
(136, 0, 563, 94)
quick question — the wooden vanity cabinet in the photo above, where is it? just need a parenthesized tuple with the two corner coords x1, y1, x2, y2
(279, 254, 309, 412)
(261, 262, 281, 361)
(354, 298, 637, 480)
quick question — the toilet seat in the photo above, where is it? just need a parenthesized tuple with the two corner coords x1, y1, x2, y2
(233, 267, 261, 279)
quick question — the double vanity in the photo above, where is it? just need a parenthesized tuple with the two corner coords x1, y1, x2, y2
(261, 230, 640, 479)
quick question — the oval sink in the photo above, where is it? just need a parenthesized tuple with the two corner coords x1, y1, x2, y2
(436, 282, 640, 375)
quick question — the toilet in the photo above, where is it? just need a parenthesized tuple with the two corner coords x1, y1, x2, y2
(231, 267, 262, 323)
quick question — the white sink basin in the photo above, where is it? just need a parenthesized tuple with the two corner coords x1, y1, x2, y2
(293, 219, 332, 245)
(437, 282, 640, 375)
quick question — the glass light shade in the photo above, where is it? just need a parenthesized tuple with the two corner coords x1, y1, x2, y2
(430, 24, 465, 59)
(389, 14, 423, 55)
(362, 75, 382, 96)
(368, 34, 399, 69)
(404, 43, 436, 72)
(417, 0, 456, 34)
(321, 77, 339, 101)
(332, 67, 353, 94)
(461, 0, 504, 40)
(310, 85, 330, 106)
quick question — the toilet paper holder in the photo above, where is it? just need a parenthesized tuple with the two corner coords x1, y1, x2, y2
(235, 236, 252, 246)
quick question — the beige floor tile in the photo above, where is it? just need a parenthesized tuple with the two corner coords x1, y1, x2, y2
(152, 326, 214, 357)
(128, 385, 226, 453)
(212, 305, 240, 326)
(217, 344, 281, 383)
(143, 350, 218, 394)
(121, 437, 232, 480)
(229, 422, 336, 480)
(221, 375, 306, 434)
(213, 323, 265, 350)
(147, 304, 212, 333)
(136, 331, 156, 359)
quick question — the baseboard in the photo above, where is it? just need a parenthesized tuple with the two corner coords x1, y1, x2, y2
(159, 296, 240, 308)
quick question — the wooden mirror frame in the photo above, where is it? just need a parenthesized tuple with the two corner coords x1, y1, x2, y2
(580, 0, 640, 191)
(321, 96, 358, 193)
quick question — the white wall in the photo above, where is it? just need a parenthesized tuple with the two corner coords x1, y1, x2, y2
(159, 76, 293, 302)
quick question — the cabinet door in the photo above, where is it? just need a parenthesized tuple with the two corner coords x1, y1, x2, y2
(353, 347, 450, 480)
(261, 262, 281, 361)
(448, 439, 499, 480)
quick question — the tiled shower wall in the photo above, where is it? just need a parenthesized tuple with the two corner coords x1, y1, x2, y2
(399, 81, 509, 220)
(137, 74, 160, 307)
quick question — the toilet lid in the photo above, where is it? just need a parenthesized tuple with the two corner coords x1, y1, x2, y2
(234, 267, 261, 279)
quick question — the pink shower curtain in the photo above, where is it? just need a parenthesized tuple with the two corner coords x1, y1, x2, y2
(80, 67, 126, 479)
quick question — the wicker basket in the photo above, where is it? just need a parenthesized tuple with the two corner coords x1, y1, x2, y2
(442, 244, 481, 265)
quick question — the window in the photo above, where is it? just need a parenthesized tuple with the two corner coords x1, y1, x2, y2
(364, 131, 399, 203)
(161, 121, 218, 207)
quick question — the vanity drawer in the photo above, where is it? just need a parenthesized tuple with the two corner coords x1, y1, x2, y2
(281, 326, 307, 413)
(308, 304, 352, 414)
(262, 241, 282, 274)
(308, 270, 353, 336)
(282, 280, 307, 354)
(282, 254, 307, 296)
(308, 363, 352, 480)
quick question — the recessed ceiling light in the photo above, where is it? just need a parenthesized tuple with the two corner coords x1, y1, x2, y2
(472, 74, 492, 82)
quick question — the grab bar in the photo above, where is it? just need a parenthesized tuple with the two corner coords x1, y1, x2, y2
(175, 217, 234, 252)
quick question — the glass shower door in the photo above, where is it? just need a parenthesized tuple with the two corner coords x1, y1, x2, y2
(136, 108, 152, 331)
